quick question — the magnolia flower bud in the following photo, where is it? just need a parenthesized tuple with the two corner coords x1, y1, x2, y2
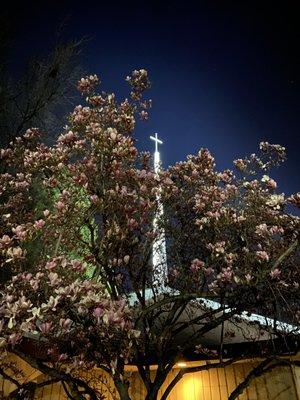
(93, 307, 104, 319)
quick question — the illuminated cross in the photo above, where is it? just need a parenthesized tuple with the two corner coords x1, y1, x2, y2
(150, 132, 163, 153)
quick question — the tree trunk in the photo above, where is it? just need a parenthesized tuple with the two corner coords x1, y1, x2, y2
(66, 381, 86, 400)
(114, 379, 132, 400)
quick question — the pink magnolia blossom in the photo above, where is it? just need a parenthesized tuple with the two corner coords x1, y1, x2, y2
(204, 267, 214, 276)
(34, 219, 45, 229)
(140, 110, 149, 120)
(270, 269, 281, 279)
(24, 128, 40, 140)
(77, 74, 99, 93)
(55, 200, 66, 211)
(256, 251, 269, 262)
(190, 258, 205, 272)
(58, 353, 69, 361)
(90, 194, 99, 204)
(12, 225, 27, 240)
(8, 333, 22, 345)
(48, 272, 60, 286)
(0, 235, 11, 247)
(45, 260, 57, 270)
(93, 307, 104, 320)
(217, 267, 233, 283)
(5, 295, 14, 303)
(267, 179, 277, 189)
(59, 318, 73, 330)
(233, 158, 246, 171)
(269, 225, 284, 235)
(128, 218, 138, 230)
(39, 322, 52, 334)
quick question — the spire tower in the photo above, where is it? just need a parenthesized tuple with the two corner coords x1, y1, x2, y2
(150, 133, 168, 290)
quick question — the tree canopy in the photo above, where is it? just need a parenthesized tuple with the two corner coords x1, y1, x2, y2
(0, 70, 299, 400)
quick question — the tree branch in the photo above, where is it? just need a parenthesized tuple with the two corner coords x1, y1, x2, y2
(135, 293, 218, 328)
(0, 366, 21, 388)
(228, 357, 300, 400)
(12, 349, 98, 400)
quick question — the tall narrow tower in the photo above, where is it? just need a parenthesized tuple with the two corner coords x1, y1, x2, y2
(150, 133, 168, 291)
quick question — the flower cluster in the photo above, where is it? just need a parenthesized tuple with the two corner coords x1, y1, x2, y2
(0, 257, 138, 367)
(233, 142, 286, 175)
(287, 193, 300, 209)
(77, 74, 100, 94)
(126, 69, 151, 101)
(162, 139, 299, 318)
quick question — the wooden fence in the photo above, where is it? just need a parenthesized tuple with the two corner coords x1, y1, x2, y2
(1, 357, 300, 399)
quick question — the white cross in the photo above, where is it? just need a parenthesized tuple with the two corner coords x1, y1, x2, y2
(150, 133, 163, 153)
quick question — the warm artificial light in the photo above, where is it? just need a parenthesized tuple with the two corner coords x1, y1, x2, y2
(177, 362, 187, 368)
(182, 374, 201, 399)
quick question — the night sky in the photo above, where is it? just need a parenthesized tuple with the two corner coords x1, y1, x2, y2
(2, 1, 300, 195)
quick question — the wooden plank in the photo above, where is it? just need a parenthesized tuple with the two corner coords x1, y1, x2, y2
(38, 376, 48, 400)
(209, 367, 221, 400)
(193, 371, 203, 400)
(201, 369, 212, 400)
(233, 363, 247, 400)
(225, 365, 237, 399)
(182, 373, 197, 400)
(217, 366, 229, 400)
(1, 378, 17, 398)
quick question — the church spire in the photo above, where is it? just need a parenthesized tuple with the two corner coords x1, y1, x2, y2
(150, 133, 168, 291)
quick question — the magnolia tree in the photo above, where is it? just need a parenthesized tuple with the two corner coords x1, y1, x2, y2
(0, 70, 299, 400)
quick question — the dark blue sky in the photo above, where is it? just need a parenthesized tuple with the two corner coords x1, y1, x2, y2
(3, 0, 300, 195)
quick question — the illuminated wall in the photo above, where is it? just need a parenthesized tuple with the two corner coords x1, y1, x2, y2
(1, 357, 299, 400)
